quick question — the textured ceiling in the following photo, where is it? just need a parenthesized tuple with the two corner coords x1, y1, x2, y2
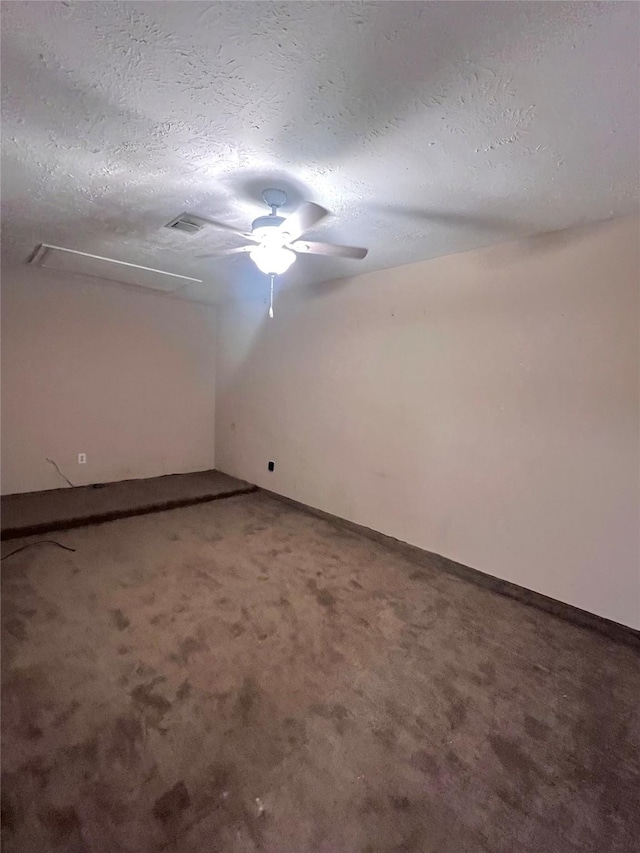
(2, 1, 639, 305)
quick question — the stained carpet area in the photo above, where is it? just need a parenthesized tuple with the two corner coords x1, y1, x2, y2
(2, 492, 639, 852)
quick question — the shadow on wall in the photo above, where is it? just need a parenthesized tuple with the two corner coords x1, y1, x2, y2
(296, 217, 622, 301)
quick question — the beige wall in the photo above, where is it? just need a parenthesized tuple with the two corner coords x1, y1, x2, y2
(216, 216, 640, 629)
(1, 265, 217, 494)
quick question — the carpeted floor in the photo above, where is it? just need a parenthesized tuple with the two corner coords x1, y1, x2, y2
(2, 491, 639, 852)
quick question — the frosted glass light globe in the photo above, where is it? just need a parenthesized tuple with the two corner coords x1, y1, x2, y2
(250, 245, 296, 275)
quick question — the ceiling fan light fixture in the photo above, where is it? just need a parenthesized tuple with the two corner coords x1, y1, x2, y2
(195, 190, 368, 293)
(250, 244, 296, 275)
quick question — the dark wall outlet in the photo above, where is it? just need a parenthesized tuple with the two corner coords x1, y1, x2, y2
(268, 461, 275, 472)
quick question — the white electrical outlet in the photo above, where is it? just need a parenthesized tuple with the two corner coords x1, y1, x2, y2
(78, 453, 86, 464)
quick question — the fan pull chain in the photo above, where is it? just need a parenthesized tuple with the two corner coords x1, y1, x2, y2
(269, 274, 274, 318)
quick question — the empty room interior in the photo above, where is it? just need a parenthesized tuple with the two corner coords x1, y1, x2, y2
(1, 2, 639, 851)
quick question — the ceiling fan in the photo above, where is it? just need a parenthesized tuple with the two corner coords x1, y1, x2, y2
(197, 189, 368, 316)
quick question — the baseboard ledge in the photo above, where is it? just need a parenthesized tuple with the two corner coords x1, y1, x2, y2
(1, 486, 257, 540)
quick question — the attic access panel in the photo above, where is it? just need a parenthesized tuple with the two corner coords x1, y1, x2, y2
(28, 244, 202, 293)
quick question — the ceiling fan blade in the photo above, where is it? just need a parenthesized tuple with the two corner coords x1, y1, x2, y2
(278, 202, 329, 241)
(290, 240, 368, 260)
(197, 217, 259, 241)
(196, 245, 253, 259)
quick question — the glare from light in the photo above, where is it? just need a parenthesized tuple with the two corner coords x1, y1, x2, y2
(250, 245, 296, 275)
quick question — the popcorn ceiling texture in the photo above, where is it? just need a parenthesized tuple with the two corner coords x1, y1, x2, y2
(1, 1, 638, 304)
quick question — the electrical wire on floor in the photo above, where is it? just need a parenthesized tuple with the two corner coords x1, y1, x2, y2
(46, 457, 75, 487)
(1, 540, 76, 561)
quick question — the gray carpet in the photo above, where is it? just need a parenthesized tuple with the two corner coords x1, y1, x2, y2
(2, 491, 639, 852)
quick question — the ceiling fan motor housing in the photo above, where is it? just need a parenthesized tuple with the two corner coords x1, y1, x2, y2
(251, 215, 287, 244)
